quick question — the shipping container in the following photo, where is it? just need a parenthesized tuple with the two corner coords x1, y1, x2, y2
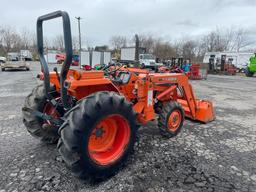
(80, 51, 111, 68)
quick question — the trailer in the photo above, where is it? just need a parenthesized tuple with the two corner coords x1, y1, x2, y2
(121, 47, 140, 61)
(80, 51, 90, 66)
(80, 51, 111, 68)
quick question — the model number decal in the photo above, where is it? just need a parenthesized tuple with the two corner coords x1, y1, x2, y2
(147, 90, 153, 106)
(159, 77, 177, 81)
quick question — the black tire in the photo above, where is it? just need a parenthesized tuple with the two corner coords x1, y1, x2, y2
(58, 91, 139, 180)
(245, 68, 254, 77)
(22, 84, 60, 144)
(1, 68, 5, 71)
(26, 67, 30, 71)
(140, 63, 145, 69)
(158, 101, 184, 138)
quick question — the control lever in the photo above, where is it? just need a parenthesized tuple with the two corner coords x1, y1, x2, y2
(53, 67, 60, 83)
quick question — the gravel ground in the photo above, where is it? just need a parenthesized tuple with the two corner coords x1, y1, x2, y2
(0, 62, 256, 192)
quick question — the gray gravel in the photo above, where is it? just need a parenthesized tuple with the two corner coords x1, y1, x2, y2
(0, 62, 256, 192)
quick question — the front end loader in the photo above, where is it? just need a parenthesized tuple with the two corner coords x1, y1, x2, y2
(245, 53, 256, 77)
(22, 11, 215, 180)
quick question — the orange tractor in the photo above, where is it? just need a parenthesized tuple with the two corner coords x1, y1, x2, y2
(22, 11, 215, 180)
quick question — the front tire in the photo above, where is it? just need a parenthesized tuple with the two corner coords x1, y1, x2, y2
(58, 91, 139, 180)
(158, 101, 184, 138)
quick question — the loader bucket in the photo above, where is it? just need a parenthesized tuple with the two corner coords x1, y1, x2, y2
(177, 99, 215, 123)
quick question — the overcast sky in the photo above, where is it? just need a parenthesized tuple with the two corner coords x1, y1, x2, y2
(1, 0, 256, 48)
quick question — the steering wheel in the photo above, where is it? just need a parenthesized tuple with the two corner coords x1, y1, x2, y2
(103, 63, 123, 78)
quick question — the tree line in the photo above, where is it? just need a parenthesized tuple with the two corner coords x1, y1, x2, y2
(110, 27, 255, 62)
(0, 26, 80, 58)
(0, 25, 254, 62)
(0, 26, 37, 56)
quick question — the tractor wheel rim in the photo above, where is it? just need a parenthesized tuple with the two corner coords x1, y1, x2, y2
(168, 110, 181, 132)
(43, 100, 60, 125)
(88, 115, 131, 166)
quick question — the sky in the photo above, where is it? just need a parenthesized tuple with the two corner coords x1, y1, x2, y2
(1, 0, 256, 48)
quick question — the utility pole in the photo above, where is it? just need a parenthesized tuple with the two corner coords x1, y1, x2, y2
(75, 16, 82, 66)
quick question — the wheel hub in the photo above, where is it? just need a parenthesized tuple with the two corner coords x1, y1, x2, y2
(172, 116, 177, 124)
(168, 110, 182, 132)
(88, 115, 131, 166)
(95, 127, 105, 138)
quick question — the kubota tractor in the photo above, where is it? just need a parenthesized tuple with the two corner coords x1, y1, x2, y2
(22, 11, 215, 180)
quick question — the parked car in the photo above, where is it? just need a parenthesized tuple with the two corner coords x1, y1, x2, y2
(0, 56, 6, 63)
(1, 60, 30, 71)
(7, 52, 19, 61)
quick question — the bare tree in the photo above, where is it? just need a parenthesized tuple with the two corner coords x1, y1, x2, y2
(29, 32, 37, 52)
(181, 40, 197, 60)
(199, 27, 253, 56)
(233, 28, 253, 52)
(136, 35, 155, 53)
(153, 40, 176, 60)
(72, 36, 79, 52)
(1, 26, 21, 53)
(20, 27, 33, 49)
(203, 30, 224, 52)
(53, 35, 64, 51)
(110, 36, 127, 50)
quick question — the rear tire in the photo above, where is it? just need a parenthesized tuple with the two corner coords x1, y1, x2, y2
(22, 84, 60, 144)
(58, 91, 139, 180)
(158, 101, 184, 138)
(245, 68, 254, 77)
(1, 68, 5, 71)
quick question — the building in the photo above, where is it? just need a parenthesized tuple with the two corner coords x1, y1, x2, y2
(203, 52, 254, 70)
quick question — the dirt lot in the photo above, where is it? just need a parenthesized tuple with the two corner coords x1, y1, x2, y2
(0, 62, 256, 192)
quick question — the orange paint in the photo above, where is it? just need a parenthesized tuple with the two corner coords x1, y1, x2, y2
(42, 67, 215, 124)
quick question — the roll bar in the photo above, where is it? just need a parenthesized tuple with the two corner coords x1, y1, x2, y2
(37, 10, 73, 109)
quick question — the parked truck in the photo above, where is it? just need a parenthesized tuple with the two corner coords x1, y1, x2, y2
(120, 47, 156, 68)
(20, 50, 33, 61)
(120, 35, 156, 69)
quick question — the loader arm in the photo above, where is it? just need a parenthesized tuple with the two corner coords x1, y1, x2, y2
(149, 73, 215, 123)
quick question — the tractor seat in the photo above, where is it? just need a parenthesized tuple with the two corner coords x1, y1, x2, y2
(112, 72, 131, 85)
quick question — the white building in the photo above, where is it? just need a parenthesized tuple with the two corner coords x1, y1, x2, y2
(203, 52, 254, 70)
